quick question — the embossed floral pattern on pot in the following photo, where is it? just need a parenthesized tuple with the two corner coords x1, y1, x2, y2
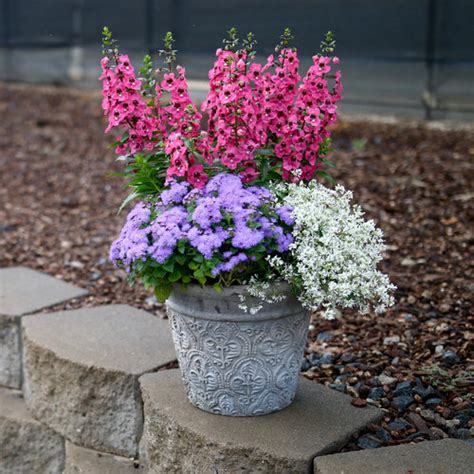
(167, 283, 309, 416)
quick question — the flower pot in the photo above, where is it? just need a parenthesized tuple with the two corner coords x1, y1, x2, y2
(166, 283, 309, 416)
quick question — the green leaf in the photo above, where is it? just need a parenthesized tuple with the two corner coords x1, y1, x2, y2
(196, 275, 206, 285)
(193, 269, 204, 279)
(154, 285, 172, 302)
(108, 172, 127, 178)
(169, 270, 182, 283)
(315, 170, 335, 184)
(154, 267, 167, 278)
(213, 283, 223, 293)
(118, 190, 139, 213)
(255, 148, 274, 156)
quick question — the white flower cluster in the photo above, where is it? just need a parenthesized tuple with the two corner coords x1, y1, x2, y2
(268, 181, 395, 318)
(238, 276, 287, 314)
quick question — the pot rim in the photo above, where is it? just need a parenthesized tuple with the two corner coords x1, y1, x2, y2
(166, 281, 306, 322)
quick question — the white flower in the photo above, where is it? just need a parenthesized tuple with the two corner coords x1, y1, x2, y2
(238, 275, 287, 314)
(267, 181, 395, 317)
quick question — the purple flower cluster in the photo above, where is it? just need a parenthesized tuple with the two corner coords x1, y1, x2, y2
(110, 173, 293, 277)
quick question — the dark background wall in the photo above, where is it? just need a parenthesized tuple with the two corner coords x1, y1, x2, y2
(1, 0, 473, 120)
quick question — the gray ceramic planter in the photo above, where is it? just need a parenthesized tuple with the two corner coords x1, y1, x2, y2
(166, 283, 309, 416)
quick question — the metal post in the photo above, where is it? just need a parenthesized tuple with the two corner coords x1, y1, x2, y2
(1, 0, 12, 80)
(2, 0, 10, 46)
(423, 0, 440, 120)
(68, 0, 85, 82)
(172, 0, 183, 45)
(145, 0, 154, 56)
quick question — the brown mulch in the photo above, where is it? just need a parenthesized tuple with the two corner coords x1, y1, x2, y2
(0, 82, 472, 449)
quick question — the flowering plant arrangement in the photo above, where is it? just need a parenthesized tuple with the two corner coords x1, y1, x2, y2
(103, 27, 394, 314)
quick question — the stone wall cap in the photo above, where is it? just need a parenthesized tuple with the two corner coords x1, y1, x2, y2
(313, 438, 474, 474)
(22, 304, 176, 375)
(0, 266, 87, 318)
(140, 369, 383, 465)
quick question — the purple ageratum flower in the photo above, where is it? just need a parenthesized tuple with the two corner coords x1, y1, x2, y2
(258, 216, 276, 238)
(277, 232, 294, 252)
(149, 206, 189, 263)
(183, 187, 203, 204)
(218, 187, 260, 213)
(212, 252, 249, 275)
(160, 180, 190, 205)
(192, 196, 222, 229)
(110, 202, 152, 269)
(231, 225, 265, 249)
(155, 206, 188, 226)
(188, 226, 229, 259)
(206, 173, 243, 195)
(276, 205, 295, 226)
(149, 241, 174, 263)
(126, 201, 152, 225)
(246, 185, 272, 200)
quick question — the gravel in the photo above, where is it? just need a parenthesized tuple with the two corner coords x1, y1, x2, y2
(442, 350, 461, 366)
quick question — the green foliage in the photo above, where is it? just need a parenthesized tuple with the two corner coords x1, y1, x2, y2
(320, 31, 336, 54)
(117, 152, 169, 210)
(158, 32, 177, 72)
(315, 170, 335, 185)
(223, 27, 239, 51)
(128, 239, 267, 301)
(101, 26, 119, 58)
(243, 32, 257, 61)
(154, 285, 172, 302)
(275, 27, 295, 53)
(319, 137, 333, 157)
(422, 364, 473, 402)
(138, 54, 156, 98)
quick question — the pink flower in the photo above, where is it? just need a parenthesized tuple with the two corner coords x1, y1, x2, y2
(100, 57, 110, 71)
(187, 164, 208, 189)
(170, 155, 188, 177)
(161, 72, 176, 91)
(313, 55, 332, 74)
(221, 148, 242, 170)
(239, 166, 259, 183)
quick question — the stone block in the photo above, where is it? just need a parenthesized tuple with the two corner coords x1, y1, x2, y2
(139, 369, 383, 473)
(0, 386, 65, 473)
(0, 266, 86, 388)
(22, 304, 176, 457)
(64, 442, 143, 473)
(313, 438, 474, 474)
